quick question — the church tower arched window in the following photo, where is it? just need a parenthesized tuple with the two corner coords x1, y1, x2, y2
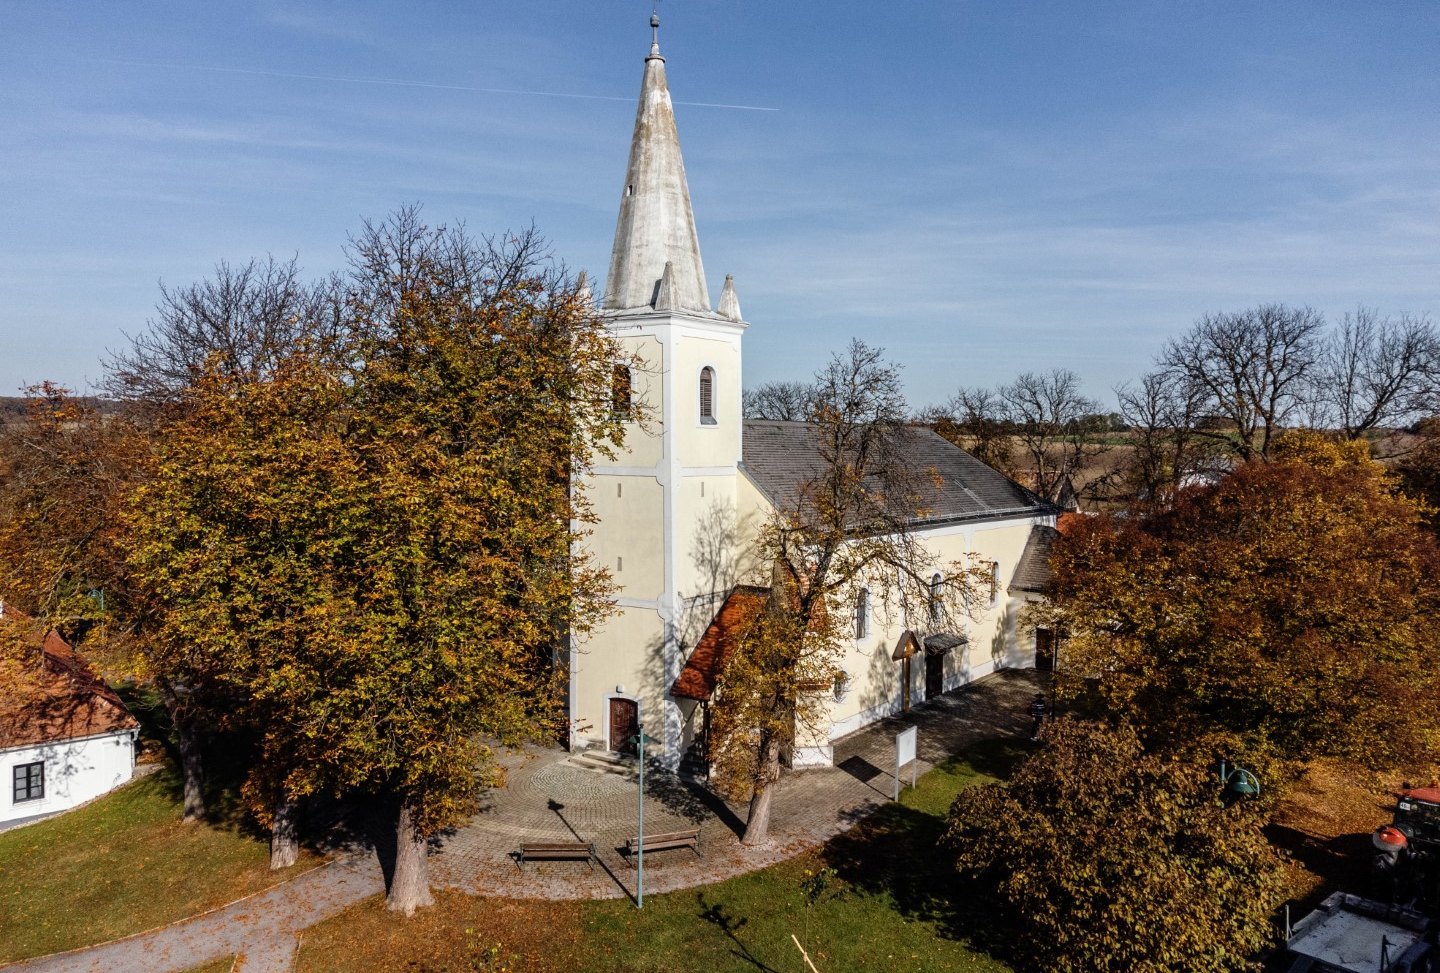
(699, 366, 716, 425)
(612, 364, 633, 417)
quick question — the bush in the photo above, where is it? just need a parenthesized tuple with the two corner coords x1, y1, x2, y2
(945, 718, 1281, 973)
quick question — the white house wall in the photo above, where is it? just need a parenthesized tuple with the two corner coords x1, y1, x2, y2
(1, 730, 136, 826)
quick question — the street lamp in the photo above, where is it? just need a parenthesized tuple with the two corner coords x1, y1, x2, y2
(631, 724, 651, 908)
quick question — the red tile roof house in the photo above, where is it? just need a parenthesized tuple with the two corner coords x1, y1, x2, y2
(0, 603, 139, 829)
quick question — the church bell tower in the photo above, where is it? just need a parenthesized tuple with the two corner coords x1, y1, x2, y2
(571, 14, 748, 767)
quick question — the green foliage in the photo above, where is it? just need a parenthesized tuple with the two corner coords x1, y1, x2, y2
(946, 718, 1282, 973)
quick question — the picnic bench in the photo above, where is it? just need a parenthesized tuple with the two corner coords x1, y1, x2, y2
(517, 841, 596, 870)
(624, 827, 701, 865)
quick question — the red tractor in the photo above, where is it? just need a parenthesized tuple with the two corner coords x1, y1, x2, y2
(1373, 786, 1440, 913)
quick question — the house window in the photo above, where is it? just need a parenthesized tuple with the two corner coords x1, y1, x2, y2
(699, 367, 717, 425)
(13, 761, 43, 803)
(855, 588, 870, 639)
(929, 573, 943, 624)
(987, 561, 1000, 606)
(612, 364, 632, 417)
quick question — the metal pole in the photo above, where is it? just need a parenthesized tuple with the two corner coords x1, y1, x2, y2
(636, 725, 645, 910)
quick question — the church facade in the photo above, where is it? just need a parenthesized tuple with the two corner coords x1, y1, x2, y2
(569, 21, 1055, 769)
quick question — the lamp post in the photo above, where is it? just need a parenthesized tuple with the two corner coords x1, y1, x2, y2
(632, 724, 650, 908)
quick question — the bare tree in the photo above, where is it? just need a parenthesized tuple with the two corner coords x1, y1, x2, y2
(1315, 308, 1437, 441)
(743, 381, 816, 421)
(711, 341, 982, 845)
(927, 387, 1017, 478)
(1157, 304, 1325, 462)
(104, 255, 341, 406)
(999, 369, 1105, 503)
(1114, 370, 1216, 505)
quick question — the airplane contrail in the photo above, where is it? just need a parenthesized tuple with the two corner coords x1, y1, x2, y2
(94, 59, 779, 112)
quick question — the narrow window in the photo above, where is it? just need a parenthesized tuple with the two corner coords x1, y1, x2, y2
(988, 561, 1000, 606)
(699, 367, 716, 425)
(929, 573, 943, 624)
(13, 761, 43, 803)
(612, 364, 632, 417)
(855, 588, 870, 639)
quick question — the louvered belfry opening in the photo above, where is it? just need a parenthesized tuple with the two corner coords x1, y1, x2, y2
(699, 366, 716, 424)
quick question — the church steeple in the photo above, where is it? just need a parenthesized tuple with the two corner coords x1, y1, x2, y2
(603, 14, 711, 313)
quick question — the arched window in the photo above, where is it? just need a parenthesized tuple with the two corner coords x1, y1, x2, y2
(699, 366, 716, 425)
(855, 588, 870, 639)
(929, 573, 943, 624)
(612, 364, 632, 417)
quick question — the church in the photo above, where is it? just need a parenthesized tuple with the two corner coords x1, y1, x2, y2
(569, 18, 1056, 769)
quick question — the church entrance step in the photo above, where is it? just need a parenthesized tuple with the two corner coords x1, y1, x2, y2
(567, 750, 639, 777)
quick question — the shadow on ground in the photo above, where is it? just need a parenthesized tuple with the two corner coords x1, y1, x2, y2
(820, 741, 1028, 967)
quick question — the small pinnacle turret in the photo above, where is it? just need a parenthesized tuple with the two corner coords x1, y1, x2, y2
(603, 14, 711, 314)
(718, 274, 742, 321)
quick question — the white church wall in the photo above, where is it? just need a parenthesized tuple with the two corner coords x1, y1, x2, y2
(572, 605, 667, 751)
(582, 473, 665, 602)
(597, 333, 664, 470)
(2, 731, 136, 826)
(825, 514, 1051, 743)
(672, 333, 742, 470)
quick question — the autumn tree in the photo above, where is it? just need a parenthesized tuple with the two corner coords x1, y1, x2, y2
(947, 718, 1282, 973)
(1039, 431, 1440, 773)
(0, 387, 137, 641)
(711, 341, 983, 845)
(127, 211, 627, 911)
(125, 351, 357, 865)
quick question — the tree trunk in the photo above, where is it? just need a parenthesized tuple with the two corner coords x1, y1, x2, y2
(270, 794, 299, 869)
(386, 802, 434, 915)
(742, 736, 783, 847)
(174, 721, 206, 822)
(157, 680, 206, 822)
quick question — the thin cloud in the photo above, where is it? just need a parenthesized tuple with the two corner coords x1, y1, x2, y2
(91, 59, 779, 112)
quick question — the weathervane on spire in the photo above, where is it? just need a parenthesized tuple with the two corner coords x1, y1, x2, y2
(650, 3, 661, 55)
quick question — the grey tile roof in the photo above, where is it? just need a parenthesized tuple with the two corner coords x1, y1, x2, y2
(1009, 524, 1060, 593)
(741, 420, 1052, 527)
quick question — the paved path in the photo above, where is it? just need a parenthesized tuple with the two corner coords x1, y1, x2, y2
(433, 669, 1039, 900)
(10, 856, 381, 973)
(5, 670, 1039, 973)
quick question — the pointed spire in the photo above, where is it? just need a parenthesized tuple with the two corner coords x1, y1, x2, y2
(717, 274, 742, 321)
(603, 14, 711, 314)
(575, 270, 593, 307)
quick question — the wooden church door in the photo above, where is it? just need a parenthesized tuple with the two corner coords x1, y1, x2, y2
(610, 697, 639, 755)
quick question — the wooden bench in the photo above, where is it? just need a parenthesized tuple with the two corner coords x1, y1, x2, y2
(517, 841, 596, 870)
(624, 828, 701, 865)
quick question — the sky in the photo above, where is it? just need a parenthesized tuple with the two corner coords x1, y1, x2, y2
(3, 1, 1438, 410)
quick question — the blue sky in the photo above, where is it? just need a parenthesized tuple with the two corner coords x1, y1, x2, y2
(3, 1, 1438, 409)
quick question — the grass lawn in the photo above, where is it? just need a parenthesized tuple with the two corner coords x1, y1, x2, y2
(295, 739, 1028, 973)
(0, 766, 319, 964)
